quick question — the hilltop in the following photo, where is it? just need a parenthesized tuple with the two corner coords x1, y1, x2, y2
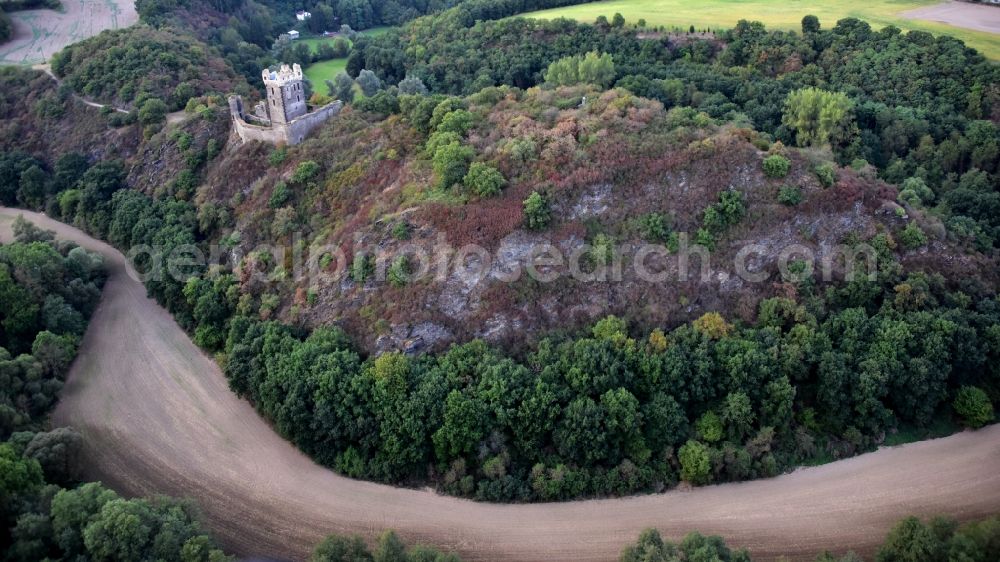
(173, 84, 993, 354)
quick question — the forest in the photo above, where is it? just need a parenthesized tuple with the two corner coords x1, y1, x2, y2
(0, 217, 104, 438)
(49, 26, 247, 111)
(217, 278, 997, 501)
(128, 0, 595, 87)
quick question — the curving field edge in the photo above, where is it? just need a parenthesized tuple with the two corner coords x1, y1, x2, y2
(2, 207, 999, 562)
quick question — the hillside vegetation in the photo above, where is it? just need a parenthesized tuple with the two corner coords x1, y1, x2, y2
(50, 25, 247, 111)
(0, 0, 997, 505)
(354, 13, 1000, 243)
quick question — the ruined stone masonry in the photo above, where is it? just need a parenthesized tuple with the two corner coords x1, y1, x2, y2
(228, 63, 342, 145)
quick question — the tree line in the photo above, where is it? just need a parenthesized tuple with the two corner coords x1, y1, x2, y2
(0, 217, 105, 439)
(130, 0, 596, 90)
(0, 224, 230, 561)
(618, 514, 1000, 562)
(215, 266, 997, 501)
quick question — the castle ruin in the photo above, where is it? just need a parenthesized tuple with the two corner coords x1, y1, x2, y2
(228, 64, 342, 145)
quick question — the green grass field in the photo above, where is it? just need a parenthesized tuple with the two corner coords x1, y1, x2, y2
(520, 0, 1000, 59)
(302, 26, 392, 88)
(304, 58, 348, 86)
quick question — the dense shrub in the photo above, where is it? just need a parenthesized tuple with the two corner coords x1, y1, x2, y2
(762, 154, 791, 179)
(640, 212, 671, 242)
(777, 185, 802, 206)
(356, 69, 382, 97)
(268, 181, 290, 208)
(953, 386, 994, 428)
(814, 163, 836, 187)
(899, 223, 928, 250)
(702, 191, 745, 233)
(782, 87, 855, 148)
(432, 142, 474, 189)
(138, 97, 168, 125)
(897, 177, 934, 207)
(522, 191, 550, 230)
(678, 440, 711, 485)
(544, 51, 616, 87)
(463, 162, 505, 197)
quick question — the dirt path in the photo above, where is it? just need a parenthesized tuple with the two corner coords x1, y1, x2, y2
(31, 64, 187, 120)
(0, 0, 137, 65)
(900, 1, 1000, 34)
(31, 63, 130, 113)
(2, 207, 1000, 561)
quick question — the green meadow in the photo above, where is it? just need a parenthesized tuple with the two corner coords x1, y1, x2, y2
(304, 58, 348, 86)
(302, 26, 393, 88)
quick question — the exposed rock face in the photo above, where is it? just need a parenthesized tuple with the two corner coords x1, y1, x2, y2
(375, 322, 454, 355)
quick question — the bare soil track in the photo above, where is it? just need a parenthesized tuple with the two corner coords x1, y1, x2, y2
(901, 1, 1000, 34)
(2, 206, 1000, 561)
(0, 0, 137, 65)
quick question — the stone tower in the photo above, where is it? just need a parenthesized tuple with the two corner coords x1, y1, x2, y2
(262, 63, 308, 125)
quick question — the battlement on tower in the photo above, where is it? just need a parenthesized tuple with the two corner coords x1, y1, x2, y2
(262, 64, 304, 87)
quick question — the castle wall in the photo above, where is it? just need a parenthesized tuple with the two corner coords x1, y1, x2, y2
(231, 117, 291, 144)
(230, 98, 343, 145)
(285, 101, 343, 144)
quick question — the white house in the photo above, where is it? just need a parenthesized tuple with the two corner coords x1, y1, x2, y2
(296, 11, 311, 21)
(287, 30, 300, 40)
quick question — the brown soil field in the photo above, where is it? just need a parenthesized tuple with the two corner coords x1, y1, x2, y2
(901, 1, 1000, 34)
(0, 0, 137, 65)
(2, 206, 1000, 561)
